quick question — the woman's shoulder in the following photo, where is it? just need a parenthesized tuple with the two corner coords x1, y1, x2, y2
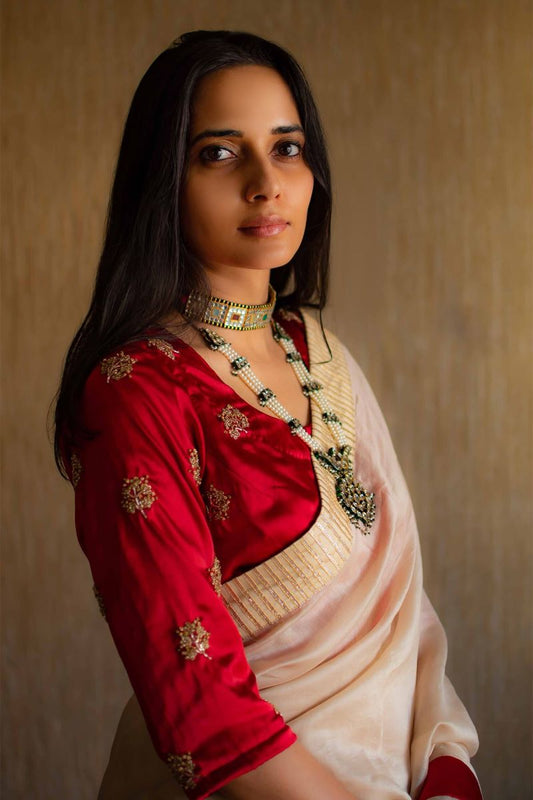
(86, 333, 178, 383)
(287, 306, 347, 364)
(81, 332, 195, 424)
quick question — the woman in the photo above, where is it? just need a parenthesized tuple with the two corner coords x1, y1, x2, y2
(54, 30, 482, 800)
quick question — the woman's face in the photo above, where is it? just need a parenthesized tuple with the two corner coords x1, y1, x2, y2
(181, 65, 315, 277)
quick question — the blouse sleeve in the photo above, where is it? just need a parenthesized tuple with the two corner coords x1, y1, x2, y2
(68, 342, 296, 799)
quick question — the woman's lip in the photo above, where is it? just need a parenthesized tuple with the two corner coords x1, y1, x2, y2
(238, 223, 289, 237)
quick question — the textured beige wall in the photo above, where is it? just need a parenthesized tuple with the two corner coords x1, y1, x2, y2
(2, 1, 531, 798)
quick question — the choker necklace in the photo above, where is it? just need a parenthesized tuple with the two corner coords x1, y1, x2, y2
(194, 319, 376, 534)
(183, 285, 277, 331)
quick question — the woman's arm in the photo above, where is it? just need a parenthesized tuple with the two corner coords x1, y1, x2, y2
(217, 740, 356, 800)
(410, 593, 482, 800)
(70, 341, 299, 800)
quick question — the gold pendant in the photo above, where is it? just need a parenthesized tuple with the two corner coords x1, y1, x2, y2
(335, 471, 376, 534)
(313, 446, 375, 533)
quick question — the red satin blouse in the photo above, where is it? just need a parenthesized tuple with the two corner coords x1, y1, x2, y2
(66, 309, 479, 800)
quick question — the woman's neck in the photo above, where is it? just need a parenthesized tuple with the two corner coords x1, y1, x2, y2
(194, 270, 279, 357)
(203, 268, 271, 306)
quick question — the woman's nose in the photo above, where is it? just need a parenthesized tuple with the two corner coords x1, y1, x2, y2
(243, 156, 281, 202)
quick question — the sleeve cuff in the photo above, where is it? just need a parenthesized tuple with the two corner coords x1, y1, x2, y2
(187, 725, 297, 799)
(418, 755, 483, 800)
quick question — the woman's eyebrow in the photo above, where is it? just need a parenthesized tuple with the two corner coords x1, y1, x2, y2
(189, 124, 304, 147)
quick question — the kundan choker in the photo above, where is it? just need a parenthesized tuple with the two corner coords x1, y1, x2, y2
(194, 319, 376, 534)
(184, 285, 277, 331)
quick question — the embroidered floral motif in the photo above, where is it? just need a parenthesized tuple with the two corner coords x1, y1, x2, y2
(176, 617, 211, 661)
(208, 556, 222, 595)
(121, 475, 157, 518)
(147, 338, 176, 359)
(217, 404, 250, 439)
(278, 308, 301, 323)
(205, 485, 231, 521)
(100, 351, 137, 382)
(92, 584, 107, 620)
(188, 448, 201, 485)
(71, 453, 82, 488)
(166, 752, 197, 790)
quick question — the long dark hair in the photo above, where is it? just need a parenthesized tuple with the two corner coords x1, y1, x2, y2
(53, 29, 332, 477)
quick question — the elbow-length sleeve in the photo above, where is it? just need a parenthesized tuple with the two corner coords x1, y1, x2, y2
(69, 342, 296, 799)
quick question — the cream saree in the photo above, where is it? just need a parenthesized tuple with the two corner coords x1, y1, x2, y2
(97, 311, 479, 799)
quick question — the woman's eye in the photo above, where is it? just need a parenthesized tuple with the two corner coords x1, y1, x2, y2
(199, 145, 235, 163)
(277, 140, 303, 158)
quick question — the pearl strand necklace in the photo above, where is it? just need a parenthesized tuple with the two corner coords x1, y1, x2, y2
(195, 319, 376, 534)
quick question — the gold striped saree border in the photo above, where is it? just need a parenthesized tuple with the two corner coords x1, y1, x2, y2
(220, 311, 358, 643)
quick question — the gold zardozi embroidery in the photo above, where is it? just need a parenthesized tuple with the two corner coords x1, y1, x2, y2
(188, 448, 201, 485)
(100, 351, 137, 382)
(71, 453, 82, 488)
(176, 617, 211, 661)
(147, 338, 176, 359)
(205, 485, 231, 521)
(208, 556, 222, 595)
(166, 752, 197, 790)
(217, 404, 250, 439)
(121, 476, 157, 518)
(92, 584, 107, 620)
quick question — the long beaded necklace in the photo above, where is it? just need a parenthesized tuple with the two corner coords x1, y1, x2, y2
(195, 318, 376, 535)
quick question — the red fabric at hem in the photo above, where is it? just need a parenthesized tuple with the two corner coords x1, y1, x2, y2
(418, 755, 483, 800)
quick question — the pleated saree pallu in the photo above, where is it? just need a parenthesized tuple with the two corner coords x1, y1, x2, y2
(97, 311, 479, 800)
